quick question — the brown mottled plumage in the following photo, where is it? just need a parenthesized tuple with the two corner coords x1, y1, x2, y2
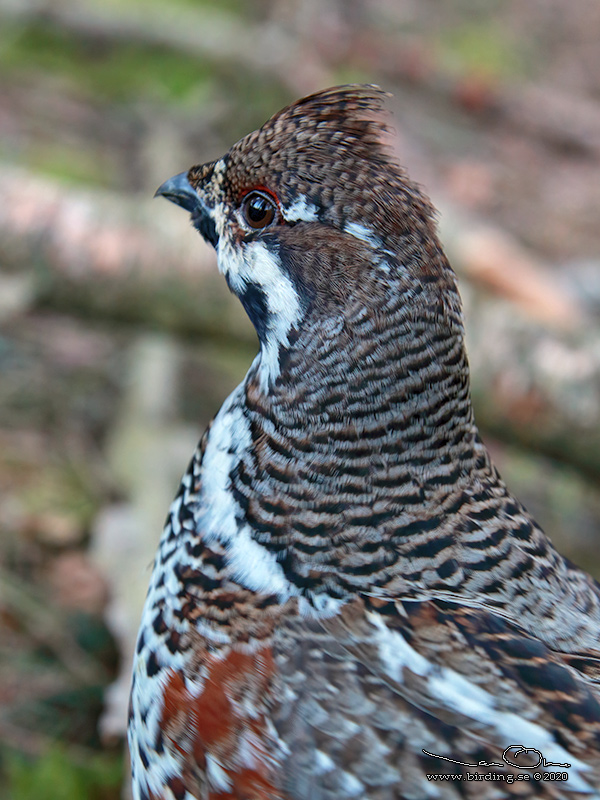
(129, 86, 600, 799)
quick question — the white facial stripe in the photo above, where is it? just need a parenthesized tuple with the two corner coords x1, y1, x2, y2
(282, 195, 319, 222)
(217, 236, 302, 391)
(369, 612, 595, 794)
(250, 242, 302, 390)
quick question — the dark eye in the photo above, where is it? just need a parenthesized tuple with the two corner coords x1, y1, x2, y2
(242, 191, 277, 230)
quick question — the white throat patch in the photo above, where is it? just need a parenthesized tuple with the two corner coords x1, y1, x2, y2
(217, 236, 302, 391)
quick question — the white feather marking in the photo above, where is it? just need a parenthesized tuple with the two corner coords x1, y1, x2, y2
(370, 612, 430, 680)
(129, 657, 187, 797)
(338, 771, 365, 797)
(282, 195, 319, 222)
(344, 221, 381, 249)
(206, 754, 232, 791)
(212, 157, 227, 182)
(344, 222, 394, 274)
(314, 749, 336, 774)
(421, 778, 442, 799)
(369, 612, 595, 794)
(237, 730, 259, 770)
(298, 592, 344, 618)
(195, 387, 295, 597)
(193, 618, 232, 645)
(217, 238, 302, 391)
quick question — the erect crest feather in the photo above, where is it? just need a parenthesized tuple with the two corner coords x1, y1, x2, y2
(263, 84, 393, 166)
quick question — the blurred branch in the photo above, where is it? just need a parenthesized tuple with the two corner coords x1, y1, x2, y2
(437, 206, 580, 328)
(0, 167, 254, 341)
(495, 83, 600, 158)
(462, 289, 600, 482)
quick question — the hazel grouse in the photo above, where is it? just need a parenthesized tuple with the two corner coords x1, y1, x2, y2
(128, 85, 600, 800)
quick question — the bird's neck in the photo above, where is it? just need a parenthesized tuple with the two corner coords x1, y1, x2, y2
(234, 323, 600, 650)
(247, 288, 485, 497)
(235, 297, 494, 572)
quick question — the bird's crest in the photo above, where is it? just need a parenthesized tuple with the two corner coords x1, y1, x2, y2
(260, 84, 394, 167)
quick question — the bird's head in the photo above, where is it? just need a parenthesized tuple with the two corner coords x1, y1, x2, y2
(156, 85, 463, 391)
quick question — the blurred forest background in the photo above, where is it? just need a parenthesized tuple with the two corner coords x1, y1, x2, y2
(2, 0, 600, 797)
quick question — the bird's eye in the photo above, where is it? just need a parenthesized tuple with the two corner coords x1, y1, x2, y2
(242, 191, 277, 230)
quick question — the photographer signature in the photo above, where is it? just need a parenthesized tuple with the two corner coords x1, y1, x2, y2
(422, 745, 571, 770)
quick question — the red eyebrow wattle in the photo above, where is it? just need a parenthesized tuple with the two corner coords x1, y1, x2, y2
(239, 185, 280, 205)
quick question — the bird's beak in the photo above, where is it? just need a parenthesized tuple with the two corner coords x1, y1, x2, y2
(154, 171, 200, 212)
(155, 169, 219, 249)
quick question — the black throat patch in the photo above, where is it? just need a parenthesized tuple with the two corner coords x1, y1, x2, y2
(235, 281, 271, 343)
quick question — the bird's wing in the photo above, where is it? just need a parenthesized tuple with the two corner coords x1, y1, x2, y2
(271, 596, 600, 800)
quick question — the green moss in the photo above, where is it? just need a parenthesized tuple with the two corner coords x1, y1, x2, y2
(100, 0, 249, 17)
(180, 0, 248, 14)
(22, 142, 116, 187)
(5, 745, 123, 800)
(0, 22, 214, 104)
(438, 22, 528, 80)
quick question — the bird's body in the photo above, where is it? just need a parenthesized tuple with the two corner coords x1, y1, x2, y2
(129, 86, 600, 799)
